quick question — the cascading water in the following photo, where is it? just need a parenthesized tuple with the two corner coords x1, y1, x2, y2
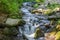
(19, 2, 51, 40)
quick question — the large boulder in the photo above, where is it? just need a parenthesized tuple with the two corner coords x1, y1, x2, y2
(5, 18, 25, 26)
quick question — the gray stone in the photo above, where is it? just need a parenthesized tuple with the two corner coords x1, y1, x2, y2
(5, 18, 20, 26)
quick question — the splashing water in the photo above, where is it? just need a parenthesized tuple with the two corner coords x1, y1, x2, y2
(19, 2, 51, 40)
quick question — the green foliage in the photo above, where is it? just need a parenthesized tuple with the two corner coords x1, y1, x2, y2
(0, 0, 18, 13)
(0, 0, 23, 19)
(47, 3, 60, 9)
(35, 0, 45, 3)
(18, 0, 23, 7)
(33, 4, 39, 8)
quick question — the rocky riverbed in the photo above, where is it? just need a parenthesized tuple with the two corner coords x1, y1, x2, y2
(18, 2, 60, 40)
(0, 0, 60, 40)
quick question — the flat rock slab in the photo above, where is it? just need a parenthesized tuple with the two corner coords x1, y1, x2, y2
(5, 18, 20, 26)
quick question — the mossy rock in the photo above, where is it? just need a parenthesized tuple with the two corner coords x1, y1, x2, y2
(34, 28, 44, 39)
(43, 9, 53, 15)
(3, 27, 18, 36)
(32, 9, 53, 15)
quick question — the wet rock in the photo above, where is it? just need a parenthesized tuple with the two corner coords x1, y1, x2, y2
(3, 27, 18, 36)
(34, 27, 44, 39)
(5, 18, 25, 26)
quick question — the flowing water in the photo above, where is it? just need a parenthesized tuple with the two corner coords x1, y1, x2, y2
(19, 2, 51, 40)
